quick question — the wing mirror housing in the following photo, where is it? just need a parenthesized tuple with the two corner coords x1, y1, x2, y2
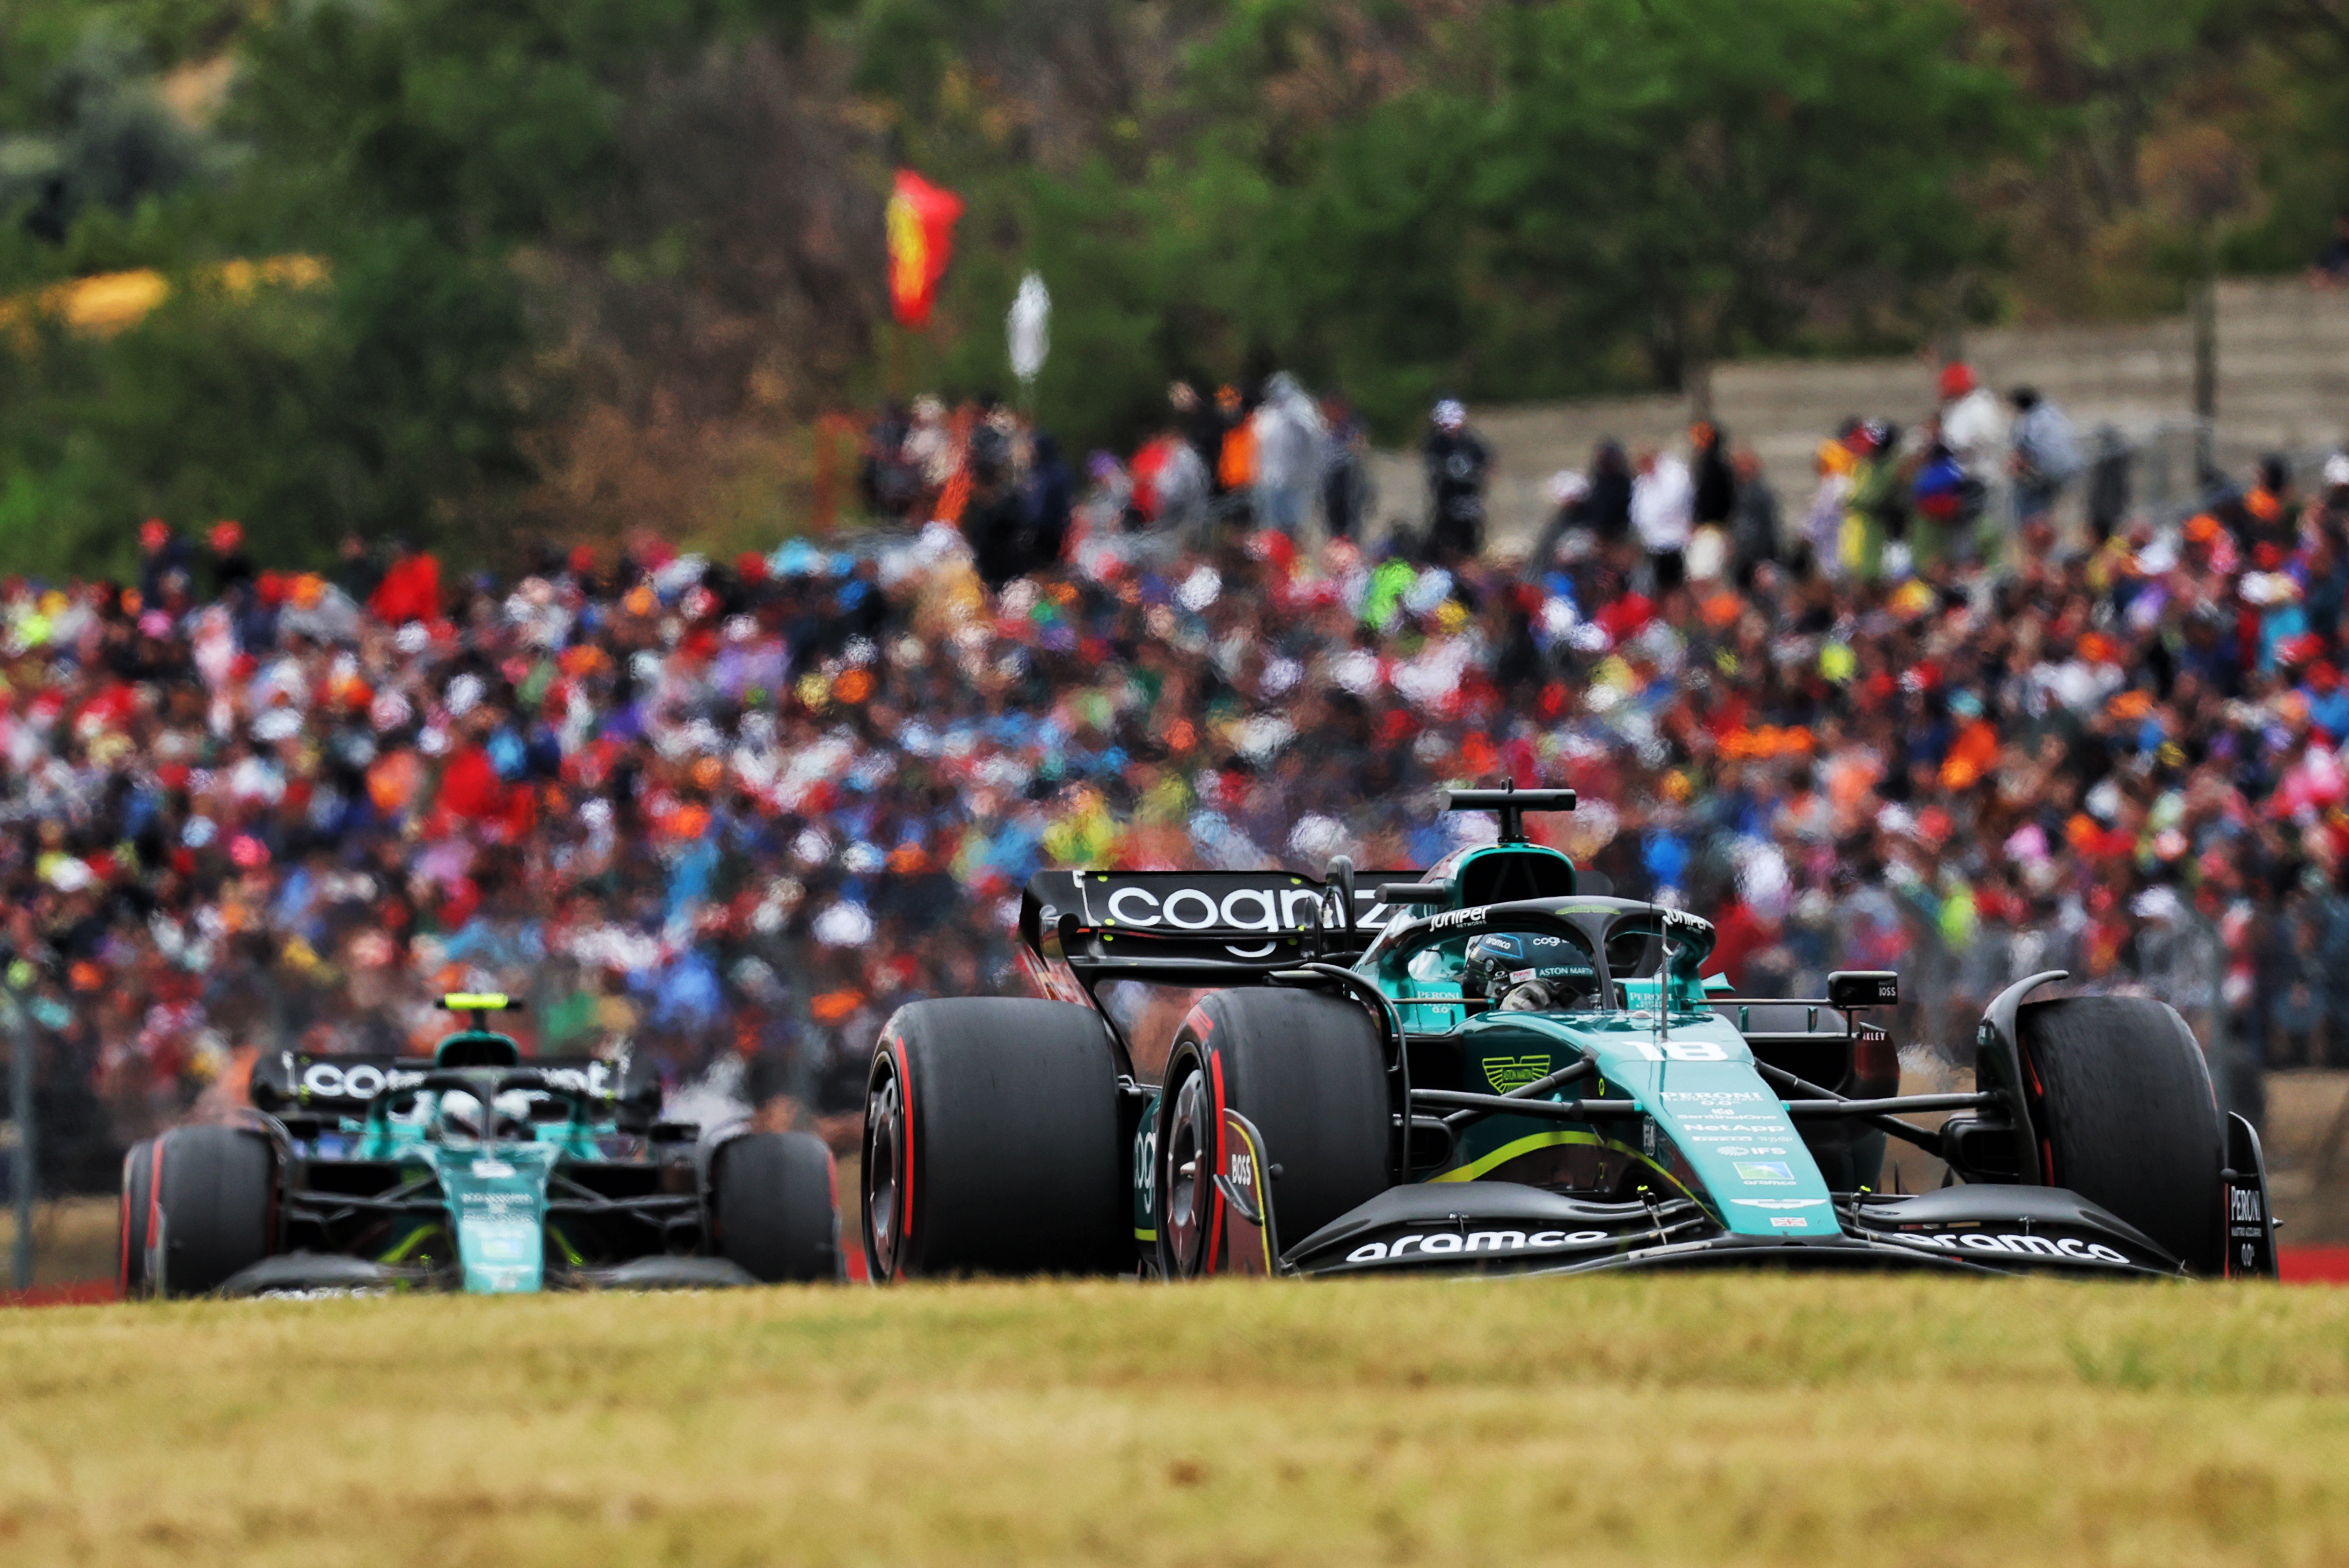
(1826, 970, 1899, 1008)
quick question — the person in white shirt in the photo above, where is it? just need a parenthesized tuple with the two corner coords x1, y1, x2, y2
(1938, 362, 2006, 482)
(1631, 447, 1694, 593)
(1249, 372, 1328, 538)
(1938, 362, 2007, 565)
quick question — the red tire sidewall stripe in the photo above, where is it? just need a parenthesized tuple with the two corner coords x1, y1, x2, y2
(146, 1132, 169, 1296)
(892, 1038, 914, 1281)
(1205, 1047, 1228, 1275)
(2016, 1037, 2054, 1185)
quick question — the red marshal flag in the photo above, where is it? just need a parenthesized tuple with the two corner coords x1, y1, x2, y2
(887, 169, 965, 330)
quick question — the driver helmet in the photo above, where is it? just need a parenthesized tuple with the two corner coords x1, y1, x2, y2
(435, 1089, 485, 1141)
(1463, 930, 1598, 1011)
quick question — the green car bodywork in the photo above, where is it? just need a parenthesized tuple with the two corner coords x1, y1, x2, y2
(940, 790, 2274, 1281)
(241, 999, 774, 1295)
(1119, 845, 1846, 1251)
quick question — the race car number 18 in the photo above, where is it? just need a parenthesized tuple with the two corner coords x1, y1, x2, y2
(1624, 1039, 1729, 1062)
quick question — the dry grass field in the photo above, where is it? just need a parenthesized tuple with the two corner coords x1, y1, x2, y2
(0, 1274, 2345, 1567)
(0, 1196, 119, 1288)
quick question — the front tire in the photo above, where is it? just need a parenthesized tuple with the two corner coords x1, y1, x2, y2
(1158, 988, 1390, 1278)
(2018, 995, 2224, 1274)
(863, 999, 1127, 1279)
(711, 1131, 840, 1283)
(152, 1126, 275, 1298)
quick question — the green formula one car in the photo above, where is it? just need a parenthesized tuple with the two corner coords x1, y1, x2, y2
(118, 996, 841, 1298)
(862, 787, 2279, 1282)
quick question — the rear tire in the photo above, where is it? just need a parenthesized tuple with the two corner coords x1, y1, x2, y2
(118, 1140, 156, 1300)
(863, 999, 1127, 1279)
(152, 1126, 275, 1298)
(2017, 995, 2223, 1273)
(712, 1131, 840, 1283)
(1158, 988, 1390, 1277)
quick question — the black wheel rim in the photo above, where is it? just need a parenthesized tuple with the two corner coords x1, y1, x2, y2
(1162, 1066, 1212, 1278)
(863, 1067, 904, 1279)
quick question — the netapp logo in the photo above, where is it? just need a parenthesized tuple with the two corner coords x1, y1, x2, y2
(1344, 1228, 1611, 1264)
(1888, 1231, 2131, 1264)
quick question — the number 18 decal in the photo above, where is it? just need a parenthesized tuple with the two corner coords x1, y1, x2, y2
(1627, 1039, 1729, 1062)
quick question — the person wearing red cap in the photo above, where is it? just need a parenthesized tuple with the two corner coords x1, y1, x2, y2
(136, 519, 188, 607)
(1937, 361, 2004, 559)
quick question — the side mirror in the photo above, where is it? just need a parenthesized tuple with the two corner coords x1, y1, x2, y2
(1827, 970, 1899, 1008)
(251, 1050, 294, 1112)
(1322, 854, 1357, 937)
(613, 1056, 663, 1133)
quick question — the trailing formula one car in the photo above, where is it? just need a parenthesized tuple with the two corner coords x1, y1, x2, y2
(862, 786, 2278, 1282)
(118, 995, 841, 1298)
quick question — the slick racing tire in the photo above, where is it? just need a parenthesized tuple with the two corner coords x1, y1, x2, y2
(1158, 989, 1389, 1279)
(712, 1131, 842, 1283)
(117, 1139, 157, 1300)
(151, 1125, 276, 1298)
(863, 999, 1127, 1279)
(2016, 995, 2224, 1274)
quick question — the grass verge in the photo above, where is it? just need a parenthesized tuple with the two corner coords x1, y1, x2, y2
(1, 1274, 2345, 1565)
(0, 1197, 117, 1288)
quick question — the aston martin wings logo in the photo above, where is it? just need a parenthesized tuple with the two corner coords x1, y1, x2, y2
(1483, 1055, 1553, 1094)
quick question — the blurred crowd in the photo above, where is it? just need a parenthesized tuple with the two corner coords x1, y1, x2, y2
(8, 363, 2349, 1189)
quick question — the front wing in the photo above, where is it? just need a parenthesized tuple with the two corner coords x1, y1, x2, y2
(215, 1252, 758, 1298)
(1275, 1180, 2188, 1278)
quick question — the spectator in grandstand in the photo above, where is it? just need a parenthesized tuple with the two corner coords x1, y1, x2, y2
(1215, 384, 1255, 510)
(1690, 421, 1736, 530)
(1250, 371, 1328, 539)
(2007, 386, 2080, 533)
(1024, 432, 1075, 569)
(1422, 398, 1490, 563)
(1584, 440, 1634, 546)
(1842, 419, 1906, 579)
(367, 537, 442, 624)
(1630, 444, 1693, 592)
(1321, 392, 1371, 542)
(1937, 362, 2004, 486)
(2218, 454, 2299, 554)
(964, 469, 1029, 588)
(1728, 447, 1778, 584)
(1132, 427, 1210, 548)
(2084, 425, 2132, 546)
(1168, 381, 1228, 492)
(1806, 429, 1857, 575)
(860, 400, 911, 517)
(2310, 210, 2349, 287)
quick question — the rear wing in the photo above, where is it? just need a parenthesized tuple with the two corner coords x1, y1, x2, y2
(251, 1051, 627, 1116)
(1020, 868, 1417, 983)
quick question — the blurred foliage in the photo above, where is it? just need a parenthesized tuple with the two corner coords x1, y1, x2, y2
(2, 0, 2349, 560)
